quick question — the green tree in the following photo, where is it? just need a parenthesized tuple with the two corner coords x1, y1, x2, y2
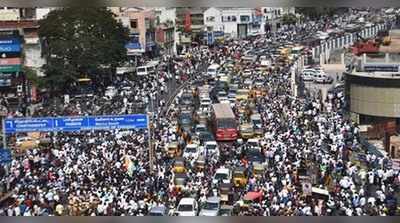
(23, 66, 46, 89)
(282, 13, 298, 25)
(38, 7, 129, 92)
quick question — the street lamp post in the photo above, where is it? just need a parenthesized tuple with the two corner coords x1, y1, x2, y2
(0, 105, 7, 150)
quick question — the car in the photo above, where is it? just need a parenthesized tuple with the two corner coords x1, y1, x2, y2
(204, 141, 220, 159)
(213, 168, 232, 185)
(236, 89, 250, 101)
(247, 138, 260, 149)
(239, 123, 255, 139)
(180, 92, 194, 106)
(105, 86, 117, 99)
(245, 148, 265, 164)
(199, 131, 215, 144)
(194, 124, 208, 136)
(149, 205, 170, 216)
(219, 205, 234, 216)
(250, 113, 263, 135)
(242, 69, 252, 77)
(313, 72, 333, 84)
(200, 97, 212, 106)
(217, 91, 228, 102)
(183, 144, 201, 160)
(176, 198, 199, 216)
(199, 197, 221, 216)
(178, 111, 193, 132)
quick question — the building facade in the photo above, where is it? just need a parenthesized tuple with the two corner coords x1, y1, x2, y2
(0, 7, 51, 104)
(116, 8, 157, 59)
(204, 7, 265, 39)
(154, 7, 176, 55)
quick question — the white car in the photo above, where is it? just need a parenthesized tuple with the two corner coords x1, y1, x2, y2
(200, 97, 212, 107)
(242, 70, 252, 77)
(105, 86, 117, 98)
(204, 141, 220, 159)
(199, 197, 220, 216)
(213, 168, 232, 185)
(183, 144, 201, 160)
(176, 198, 198, 216)
(313, 72, 333, 84)
(247, 138, 260, 149)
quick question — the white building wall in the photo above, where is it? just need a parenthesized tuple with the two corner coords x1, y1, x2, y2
(35, 8, 54, 20)
(0, 8, 20, 21)
(156, 7, 176, 24)
(204, 7, 223, 31)
(220, 8, 254, 38)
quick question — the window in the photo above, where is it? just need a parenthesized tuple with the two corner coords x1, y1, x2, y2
(222, 15, 236, 22)
(206, 16, 215, 22)
(240, 15, 250, 22)
(278, 10, 281, 15)
(130, 19, 138, 29)
(264, 9, 267, 14)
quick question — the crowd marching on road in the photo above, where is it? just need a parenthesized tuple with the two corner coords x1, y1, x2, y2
(0, 11, 399, 216)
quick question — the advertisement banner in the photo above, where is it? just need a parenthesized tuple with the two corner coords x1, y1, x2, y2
(0, 65, 21, 73)
(0, 57, 21, 65)
(0, 37, 20, 45)
(0, 44, 21, 53)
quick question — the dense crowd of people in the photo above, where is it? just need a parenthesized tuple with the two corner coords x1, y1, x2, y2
(0, 11, 399, 216)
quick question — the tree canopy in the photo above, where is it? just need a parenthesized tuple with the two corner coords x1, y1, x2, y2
(282, 13, 298, 25)
(38, 7, 129, 92)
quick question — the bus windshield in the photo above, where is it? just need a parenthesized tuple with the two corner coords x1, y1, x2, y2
(217, 119, 236, 129)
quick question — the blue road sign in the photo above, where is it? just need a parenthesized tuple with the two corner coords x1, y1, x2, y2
(0, 148, 12, 164)
(5, 118, 54, 133)
(54, 117, 89, 132)
(87, 114, 147, 130)
(5, 114, 148, 133)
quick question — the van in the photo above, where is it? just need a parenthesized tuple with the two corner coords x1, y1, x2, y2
(136, 61, 158, 76)
(207, 64, 220, 78)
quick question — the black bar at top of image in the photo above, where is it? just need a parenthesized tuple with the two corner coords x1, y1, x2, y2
(1, 0, 400, 7)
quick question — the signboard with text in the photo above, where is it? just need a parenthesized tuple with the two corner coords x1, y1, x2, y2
(5, 114, 148, 133)
(0, 44, 21, 53)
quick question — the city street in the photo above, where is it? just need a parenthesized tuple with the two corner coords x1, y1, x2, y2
(0, 7, 399, 216)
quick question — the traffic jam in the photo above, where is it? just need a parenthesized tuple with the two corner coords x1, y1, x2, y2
(153, 18, 398, 216)
(1, 9, 399, 216)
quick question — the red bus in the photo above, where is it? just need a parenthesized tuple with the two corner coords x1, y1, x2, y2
(211, 103, 238, 141)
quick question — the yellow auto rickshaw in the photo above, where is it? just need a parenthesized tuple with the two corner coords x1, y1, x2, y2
(220, 183, 234, 204)
(253, 163, 265, 179)
(194, 156, 206, 172)
(172, 157, 187, 174)
(167, 142, 181, 158)
(232, 166, 248, 188)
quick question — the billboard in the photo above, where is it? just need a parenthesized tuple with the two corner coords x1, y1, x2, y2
(0, 57, 21, 65)
(0, 44, 21, 53)
(5, 114, 148, 133)
(0, 65, 21, 73)
(0, 37, 20, 45)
